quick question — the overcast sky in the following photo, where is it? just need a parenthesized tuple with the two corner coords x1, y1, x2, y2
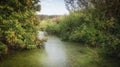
(36, 0, 69, 15)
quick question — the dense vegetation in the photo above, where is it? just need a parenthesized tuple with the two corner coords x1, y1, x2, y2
(0, 0, 120, 66)
(0, 0, 41, 58)
(45, 0, 120, 58)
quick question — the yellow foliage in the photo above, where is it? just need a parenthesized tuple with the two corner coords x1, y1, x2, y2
(10, 31, 15, 37)
(26, 0, 31, 6)
(6, 31, 18, 44)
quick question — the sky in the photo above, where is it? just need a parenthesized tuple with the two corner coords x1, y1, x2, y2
(36, 0, 69, 15)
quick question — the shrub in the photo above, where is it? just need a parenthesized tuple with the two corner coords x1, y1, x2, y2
(57, 12, 120, 58)
(0, 0, 41, 55)
(45, 19, 59, 35)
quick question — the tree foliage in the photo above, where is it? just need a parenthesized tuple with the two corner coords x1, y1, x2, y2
(65, 0, 120, 19)
(46, 0, 120, 58)
(0, 0, 41, 55)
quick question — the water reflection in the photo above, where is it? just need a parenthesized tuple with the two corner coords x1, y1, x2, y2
(38, 31, 45, 39)
(43, 35, 68, 67)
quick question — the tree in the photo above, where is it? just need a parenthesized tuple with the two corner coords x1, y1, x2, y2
(0, 0, 41, 55)
(64, 0, 120, 19)
(63, 0, 120, 57)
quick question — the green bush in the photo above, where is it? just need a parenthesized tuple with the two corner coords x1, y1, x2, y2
(0, 0, 41, 55)
(45, 19, 59, 35)
(56, 12, 120, 58)
(100, 35, 120, 57)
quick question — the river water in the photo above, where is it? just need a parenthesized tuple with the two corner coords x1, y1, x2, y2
(41, 35, 68, 67)
(0, 32, 119, 67)
(0, 33, 69, 67)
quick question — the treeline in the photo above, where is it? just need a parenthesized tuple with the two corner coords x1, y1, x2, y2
(0, 0, 41, 58)
(38, 15, 61, 20)
(45, 0, 120, 58)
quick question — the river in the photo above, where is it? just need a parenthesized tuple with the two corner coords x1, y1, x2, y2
(41, 35, 68, 67)
(0, 34, 120, 67)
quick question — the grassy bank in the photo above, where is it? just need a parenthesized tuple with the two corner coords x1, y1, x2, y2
(0, 49, 46, 67)
(64, 42, 120, 67)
